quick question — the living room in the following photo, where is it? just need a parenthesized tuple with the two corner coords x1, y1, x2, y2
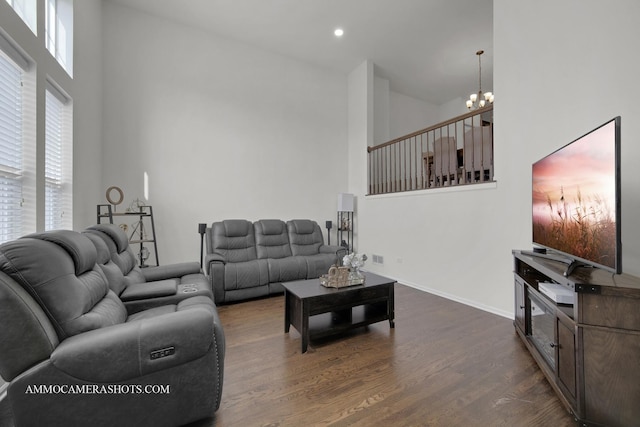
(99, 0, 640, 316)
(1, 0, 639, 426)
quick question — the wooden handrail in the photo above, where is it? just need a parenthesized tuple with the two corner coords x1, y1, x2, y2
(367, 105, 493, 152)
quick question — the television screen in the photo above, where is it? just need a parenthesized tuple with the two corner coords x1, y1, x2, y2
(532, 117, 621, 273)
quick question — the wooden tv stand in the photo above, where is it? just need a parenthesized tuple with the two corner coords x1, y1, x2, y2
(513, 250, 640, 427)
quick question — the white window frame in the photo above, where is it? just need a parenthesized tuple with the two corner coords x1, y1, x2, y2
(4, 0, 37, 35)
(45, 0, 73, 76)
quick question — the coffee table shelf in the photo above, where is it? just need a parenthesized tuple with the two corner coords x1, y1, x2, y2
(307, 302, 389, 338)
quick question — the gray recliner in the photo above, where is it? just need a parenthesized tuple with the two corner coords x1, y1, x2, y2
(286, 219, 345, 278)
(206, 220, 270, 303)
(84, 224, 213, 312)
(0, 230, 225, 427)
(254, 219, 308, 294)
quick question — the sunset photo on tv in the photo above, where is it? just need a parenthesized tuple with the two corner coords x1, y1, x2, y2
(532, 119, 618, 270)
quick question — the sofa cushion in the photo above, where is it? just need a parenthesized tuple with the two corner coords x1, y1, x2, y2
(303, 253, 339, 279)
(222, 219, 253, 238)
(85, 224, 146, 287)
(210, 220, 258, 263)
(94, 222, 130, 253)
(254, 219, 293, 259)
(266, 257, 308, 282)
(260, 219, 286, 235)
(83, 231, 127, 296)
(26, 230, 97, 276)
(223, 260, 269, 291)
(126, 295, 215, 322)
(287, 219, 324, 256)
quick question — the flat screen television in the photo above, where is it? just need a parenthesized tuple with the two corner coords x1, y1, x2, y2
(532, 116, 621, 275)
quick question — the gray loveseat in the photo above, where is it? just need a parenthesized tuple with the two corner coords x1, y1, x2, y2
(205, 219, 347, 303)
(83, 223, 213, 312)
(0, 229, 224, 427)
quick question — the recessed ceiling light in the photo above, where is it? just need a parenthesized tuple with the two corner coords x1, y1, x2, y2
(334, 28, 344, 37)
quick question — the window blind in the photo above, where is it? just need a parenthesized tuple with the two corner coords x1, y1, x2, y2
(0, 51, 24, 242)
(45, 83, 71, 230)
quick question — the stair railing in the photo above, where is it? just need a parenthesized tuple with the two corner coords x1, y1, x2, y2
(367, 105, 493, 195)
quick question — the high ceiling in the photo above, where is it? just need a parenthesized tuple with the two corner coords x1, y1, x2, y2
(105, 0, 493, 105)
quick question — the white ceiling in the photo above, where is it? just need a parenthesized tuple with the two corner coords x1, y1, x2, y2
(105, 0, 493, 105)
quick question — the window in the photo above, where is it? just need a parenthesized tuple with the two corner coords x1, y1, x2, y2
(5, 0, 37, 34)
(0, 49, 35, 242)
(1, 1, 72, 241)
(44, 83, 72, 230)
(45, 0, 73, 76)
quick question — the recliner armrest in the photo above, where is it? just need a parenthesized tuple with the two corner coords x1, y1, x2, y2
(205, 253, 227, 278)
(50, 308, 216, 383)
(119, 279, 178, 301)
(141, 262, 202, 281)
(205, 253, 226, 264)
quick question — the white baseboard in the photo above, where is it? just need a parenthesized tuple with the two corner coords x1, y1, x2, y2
(391, 276, 514, 320)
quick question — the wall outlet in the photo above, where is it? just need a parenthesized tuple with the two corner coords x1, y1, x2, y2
(372, 254, 384, 264)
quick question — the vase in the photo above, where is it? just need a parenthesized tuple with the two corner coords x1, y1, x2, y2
(348, 267, 364, 283)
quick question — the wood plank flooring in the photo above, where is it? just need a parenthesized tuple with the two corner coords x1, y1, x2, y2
(188, 284, 575, 427)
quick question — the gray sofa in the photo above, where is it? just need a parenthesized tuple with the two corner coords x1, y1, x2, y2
(205, 219, 347, 303)
(0, 229, 224, 427)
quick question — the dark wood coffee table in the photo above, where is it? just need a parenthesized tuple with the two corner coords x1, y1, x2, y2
(283, 271, 395, 353)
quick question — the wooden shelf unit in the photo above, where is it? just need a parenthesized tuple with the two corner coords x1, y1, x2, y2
(337, 211, 353, 252)
(97, 204, 159, 267)
(513, 250, 640, 427)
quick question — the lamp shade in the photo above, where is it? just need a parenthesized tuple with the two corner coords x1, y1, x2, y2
(337, 193, 354, 212)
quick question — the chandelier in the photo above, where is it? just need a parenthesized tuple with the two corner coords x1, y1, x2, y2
(466, 50, 494, 110)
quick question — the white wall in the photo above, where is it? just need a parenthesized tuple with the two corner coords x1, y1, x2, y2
(373, 74, 440, 146)
(495, 0, 640, 277)
(102, 3, 348, 264)
(373, 76, 389, 145)
(389, 91, 438, 140)
(436, 96, 470, 123)
(354, 0, 640, 318)
(73, 1, 104, 228)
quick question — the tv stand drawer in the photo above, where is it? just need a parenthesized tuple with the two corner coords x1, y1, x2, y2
(580, 292, 640, 329)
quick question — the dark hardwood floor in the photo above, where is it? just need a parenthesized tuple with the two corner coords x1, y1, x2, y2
(190, 284, 575, 427)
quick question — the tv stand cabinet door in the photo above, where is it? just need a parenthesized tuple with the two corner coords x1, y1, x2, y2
(514, 276, 526, 333)
(556, 313, 576, 407)
(580, 325, 640, 426)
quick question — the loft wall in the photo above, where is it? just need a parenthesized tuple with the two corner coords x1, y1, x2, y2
(352, 0, 640, 317)
(101, 2, 348, 264)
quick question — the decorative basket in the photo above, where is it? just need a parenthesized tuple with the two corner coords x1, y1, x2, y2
(320, 266, 365, 288)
